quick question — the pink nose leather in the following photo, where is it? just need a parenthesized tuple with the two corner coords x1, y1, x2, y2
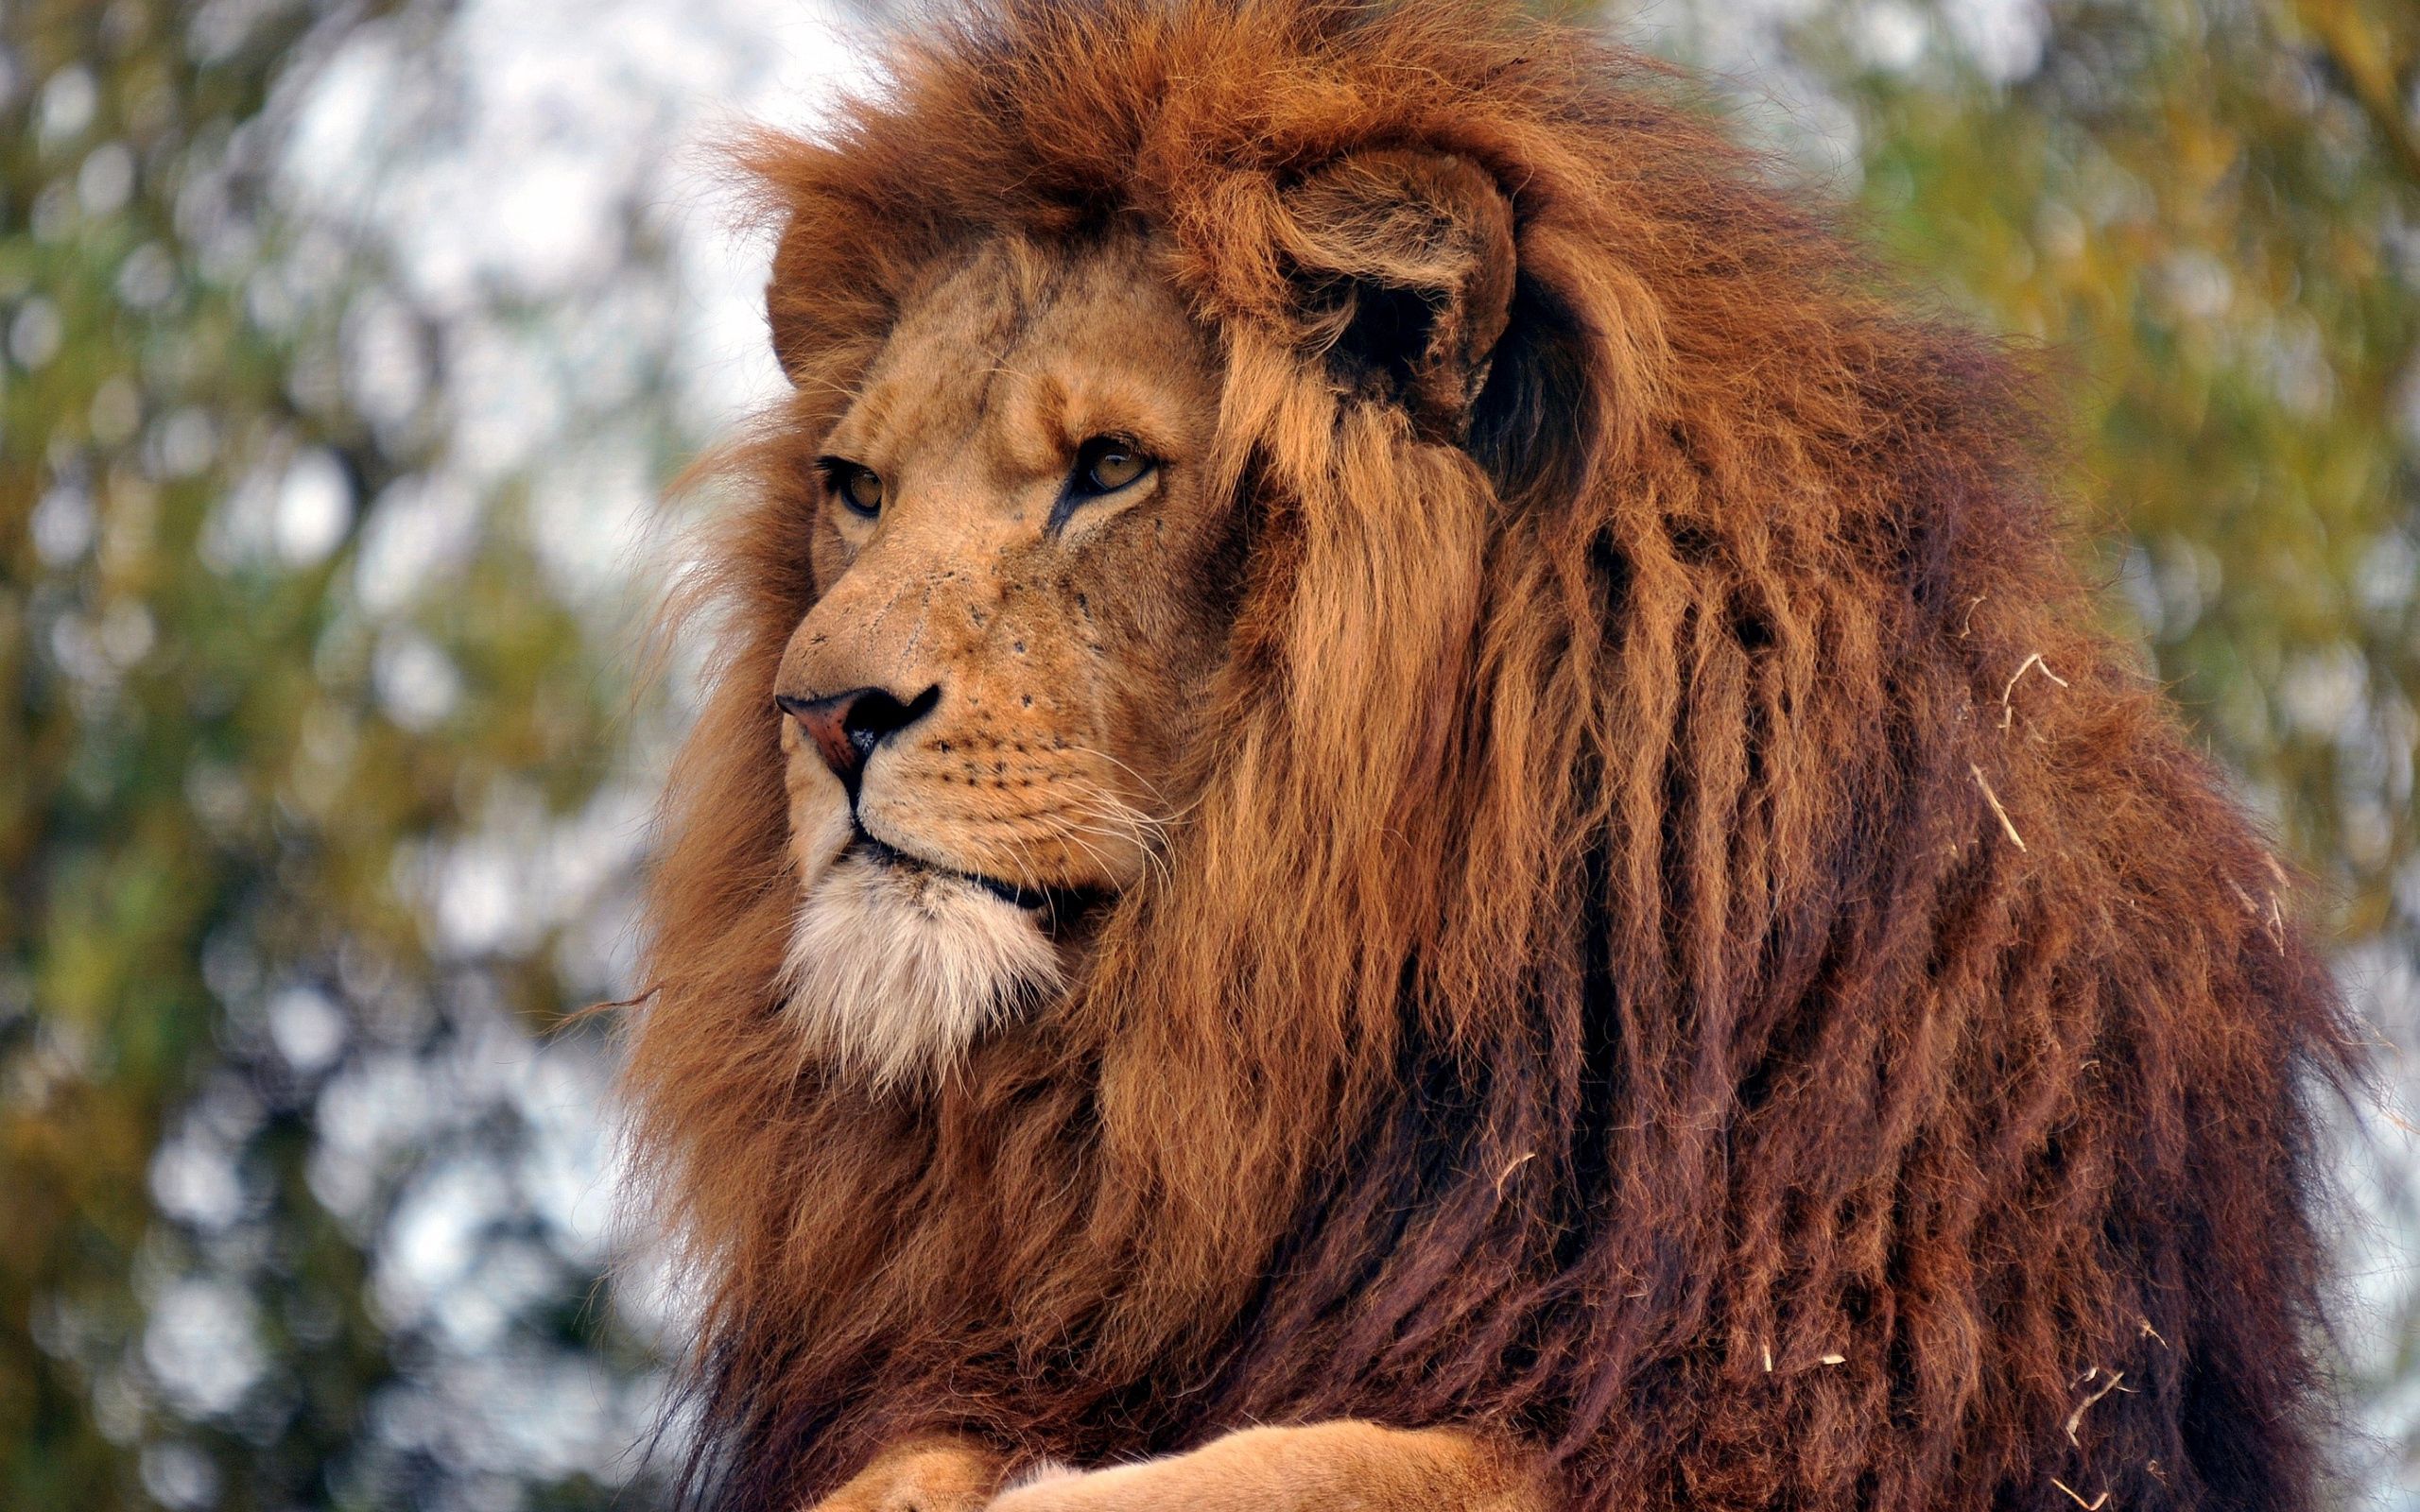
(773, 685, 938, 793)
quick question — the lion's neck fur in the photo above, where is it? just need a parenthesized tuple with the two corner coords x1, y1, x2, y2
(624, 5, 2353, 1511)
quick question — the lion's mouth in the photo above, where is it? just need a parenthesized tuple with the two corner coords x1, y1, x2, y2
(850, 829, 1057, 912)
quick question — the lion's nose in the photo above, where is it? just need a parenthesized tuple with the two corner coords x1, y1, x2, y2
(774, 683, 941, 795)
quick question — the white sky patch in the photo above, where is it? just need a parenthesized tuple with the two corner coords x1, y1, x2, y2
(148, 1137, 247, 1232)
(142, 1277, 268, 1420)
(1614, 0, 1864, 185)
(1940, 0, 2048, 84)
(197, 447, 353, 572)
(372, 627, 463, 732)
(274, 446, 354, 566)
(530, 437, 658, 605)
(351, 471, 484, 617)
(1852, 1, 1927, 74)
(268, 985, 350, 1076)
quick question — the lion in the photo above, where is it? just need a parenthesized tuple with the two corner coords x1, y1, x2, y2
(621, 3, 2359, 1510)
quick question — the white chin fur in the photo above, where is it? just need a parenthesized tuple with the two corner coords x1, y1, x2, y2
(780, 850, 1061, 1090)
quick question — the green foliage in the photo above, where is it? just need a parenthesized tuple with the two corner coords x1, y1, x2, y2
(3, 1, 671, 1505)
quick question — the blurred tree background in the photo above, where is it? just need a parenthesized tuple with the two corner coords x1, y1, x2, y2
(0, 0, 2414, 1508)
(0, 0, 810, 1504)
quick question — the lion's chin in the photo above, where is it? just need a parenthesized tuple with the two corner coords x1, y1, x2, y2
(779, 849, 1063, 1091)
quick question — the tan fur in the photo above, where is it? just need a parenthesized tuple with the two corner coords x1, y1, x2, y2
(813, 1423, 1542, 1512)
(989, 1423, 1547, 1512)
(806, 1435, 1010, 1512)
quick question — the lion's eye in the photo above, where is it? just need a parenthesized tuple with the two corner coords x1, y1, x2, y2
(817, 457, 884, 518)
(1072, 437, 1153, 496)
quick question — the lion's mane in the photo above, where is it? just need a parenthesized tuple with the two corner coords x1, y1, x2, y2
(624, 4, 2357, 1509)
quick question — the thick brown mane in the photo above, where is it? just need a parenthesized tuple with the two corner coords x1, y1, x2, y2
(622, 3, 2359, 1508)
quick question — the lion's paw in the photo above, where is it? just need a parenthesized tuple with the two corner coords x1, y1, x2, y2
(804, 1436, 1007, 1512)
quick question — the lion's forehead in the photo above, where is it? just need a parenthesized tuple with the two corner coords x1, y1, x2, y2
(832, 232, 1218, 477)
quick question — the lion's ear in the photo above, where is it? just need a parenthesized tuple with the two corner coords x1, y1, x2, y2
(767, 217, 814, 384)
(1279, 150, 1517, 442)
(766, 212, 889, 387)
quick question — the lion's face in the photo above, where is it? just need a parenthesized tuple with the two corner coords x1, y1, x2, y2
(770, 232, 1236, 1085)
